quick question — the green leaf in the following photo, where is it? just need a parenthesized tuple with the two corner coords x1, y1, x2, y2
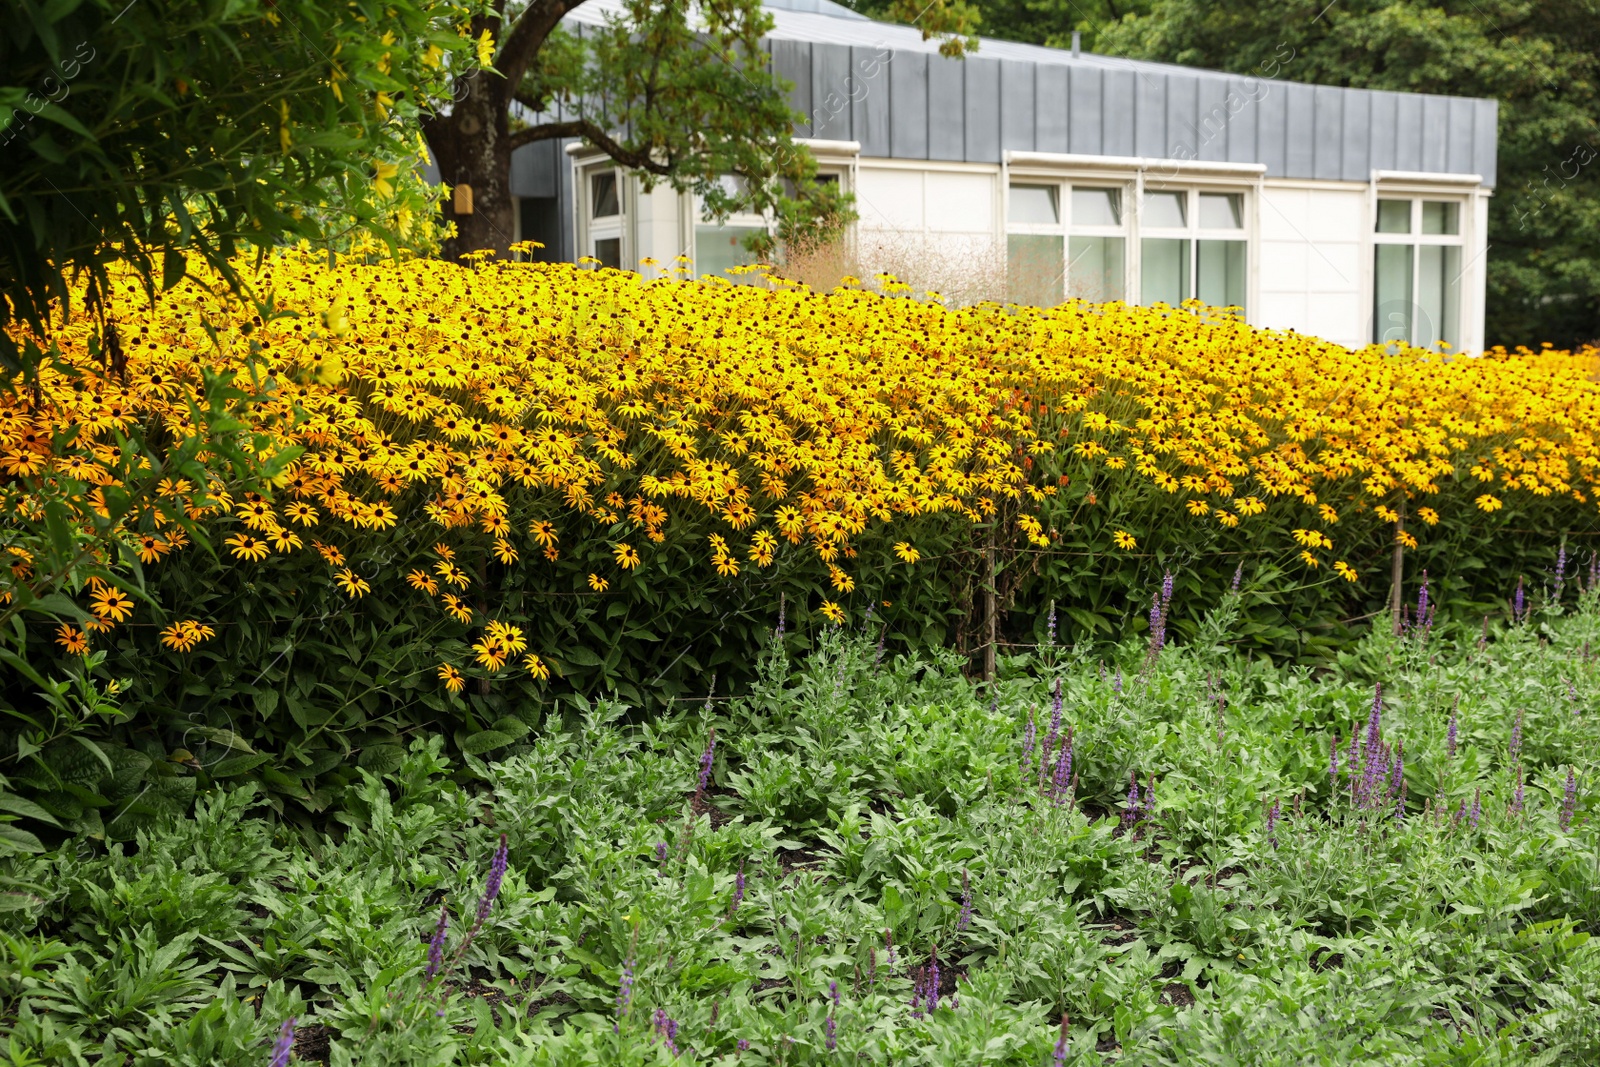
(458, 729, 516, 755)
(0, 793, 62, 827)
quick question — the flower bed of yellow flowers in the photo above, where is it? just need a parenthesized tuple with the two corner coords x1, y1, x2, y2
(6, 248, 1600, 696)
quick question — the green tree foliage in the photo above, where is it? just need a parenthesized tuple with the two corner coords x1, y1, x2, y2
(1089, 0, 1600, 348)
(427, 0, 994, 261)
(0, 0, 480, 375)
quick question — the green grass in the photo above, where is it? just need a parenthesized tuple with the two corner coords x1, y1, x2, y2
(3, 591, 1599, 1066)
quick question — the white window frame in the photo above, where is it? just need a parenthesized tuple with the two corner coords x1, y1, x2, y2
(1136, 183, 1251, 312)
(1368, 188, 1472, 351)
(684, 156, 856, 280)
(1002, 155, 1262, 314)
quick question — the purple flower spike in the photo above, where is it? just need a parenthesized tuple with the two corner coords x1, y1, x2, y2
(1113, 667, 1123, 695)
(1020, 708, 1037, 783)
(1047, 599, 1057, 646)
(1231, 563, 1243, 594)
(1447, 703, 1459, 760)
(1265, 798, 1280, 849)
(697, 729, 717, 795)
(1511, 766, 1525, 816)
(1050, 678, 1064, 736)
(426, 904, 449, 980)
(737, 1038, 750, 1052)
(1053, 730, 1074, 807)
(1514, 577, 1526, 623)
(826, 1014, 837, 1051)
(475, 834, 509, 929)
(830, 980, 840, 1008)
(1561, 768, 1578, 831)
(615, 957, 634, 1032)
(654, 841, 669, 866)
(269, 1018, 296, 1067)
(957, 869, 972, 932)
(1053, 1014, 1070, 1067)
(1469, 788, 1482, 831)
(730, 866, 745, 915)
(926, 947, 940, 1013)
(776, 595, 786, 640)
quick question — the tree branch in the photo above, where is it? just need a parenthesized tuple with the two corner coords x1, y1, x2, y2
(506, 115, 674, 176)
(498, 0, 588, 91)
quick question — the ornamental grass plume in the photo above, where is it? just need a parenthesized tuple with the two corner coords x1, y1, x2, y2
(269, 1018, 296, 1067)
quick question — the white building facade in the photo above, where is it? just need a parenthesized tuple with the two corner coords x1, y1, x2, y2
(514, 0, 1497, 352)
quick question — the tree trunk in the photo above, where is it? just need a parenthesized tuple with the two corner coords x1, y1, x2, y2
(422, 69, 516, 262)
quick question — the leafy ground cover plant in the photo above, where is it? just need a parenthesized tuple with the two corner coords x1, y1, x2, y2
(1, 582, 1597, 1064)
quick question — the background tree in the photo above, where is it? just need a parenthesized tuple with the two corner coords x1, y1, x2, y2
(424, 0, 981, 260)
(0, 0, 481, 376)
(1090, 0, 1600, 349)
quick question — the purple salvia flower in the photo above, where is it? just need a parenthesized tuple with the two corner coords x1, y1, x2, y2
(475, 834, 509, 928)
(1050, 678, 1064, 736)
(861, 603, 874, 633)
(1123, 770, 1140, 827)
(909, 977, 922, 1019)
(926, 947, 940, 1013)
(1347, 730, 1360, 781)
(1366, 684, 1383, 752)
(1514, 577, 1526, 623)
(654, 841, 668, 866)
(826, 1014, 837, 1051)
(1555, 545, 1568, 603)
(1265, 798, 1280, 849)
(426, 904, 449, 980)
(730, 865, 745, 915)
(1447, 703, 1459, 760)
(1143, 775, 1156, 819)
(1161, 569, 1175, 610)
(1561, 768, 1578, 831)
(1047, 599, 1057, 646)
(1231, 563, 1243, 594)
(776, 595, 786, 640)
(1452, 799, 1467, 827)
(697, 729, 717, 795)
(269, 1018, 296, 1067)
(1113, 666, 1123, 695)
(831, 980, 841, 1008)
(1052, 1014, 1070, 1067)
(1511, 765, 1524, 816)
(957, 869, 972, 931)
(1389, 742, 1404, 800)
(1020, 708, 1037, 783)
(1053, 729, 1074, 806)
(1509, 710, 1524, 764)
(1469, 788, 1481, 831)
(1149, 592, 1165, 655)
(884, 929, 894, 972)
(615, 958, 634, 1032)
(737, 1038, 750, 1052)
(653, 1009, 680, 1056)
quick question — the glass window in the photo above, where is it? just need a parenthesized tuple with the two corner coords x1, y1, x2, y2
(1008, 234, 1065, 305)
(1199, 193, 1243, 230)
(1372, 244, 1414, 344)
(1071, 187, 1121, 227)
(1376, 199, 1410, 233)
(591, 173, 620, 218)
(1068, 236, 1124, 302)
(1416, 245, 1461, 348)
(1009, 184, 1059, 225)
(694, 225, 763, 278)
(1144, 191, 1186, 228)
(1197, 240, 1246, 309)
(1141, 238, 1191, 305)
(593, 237, 622, 271)
(1421, 201, 1460, 235)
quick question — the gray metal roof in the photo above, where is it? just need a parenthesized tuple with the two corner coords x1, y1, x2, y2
(561, 0, 1499, 186)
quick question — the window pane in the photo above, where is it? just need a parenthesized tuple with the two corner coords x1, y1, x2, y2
(694, 225, 763, 278)
(1068, 236, 1125, 302)
(1144, 191, 1186, 228)
(1008, 234, 1065, 306)
(1417, 244, 1461, 349)
(1372, 244, 1414, 344)
(1196, 239, 1246, 311)
(1009, 184, 1060, 225)
(1071, 187, 1121, 226)
(1141, 238, 1190, 305)
(593, 237, 622, 271)
(1376, 199, 1410, 234)
(591, 173, 619, 218)
(1199, 193, 1243, 230)
(1421, 201, 1460, 235)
